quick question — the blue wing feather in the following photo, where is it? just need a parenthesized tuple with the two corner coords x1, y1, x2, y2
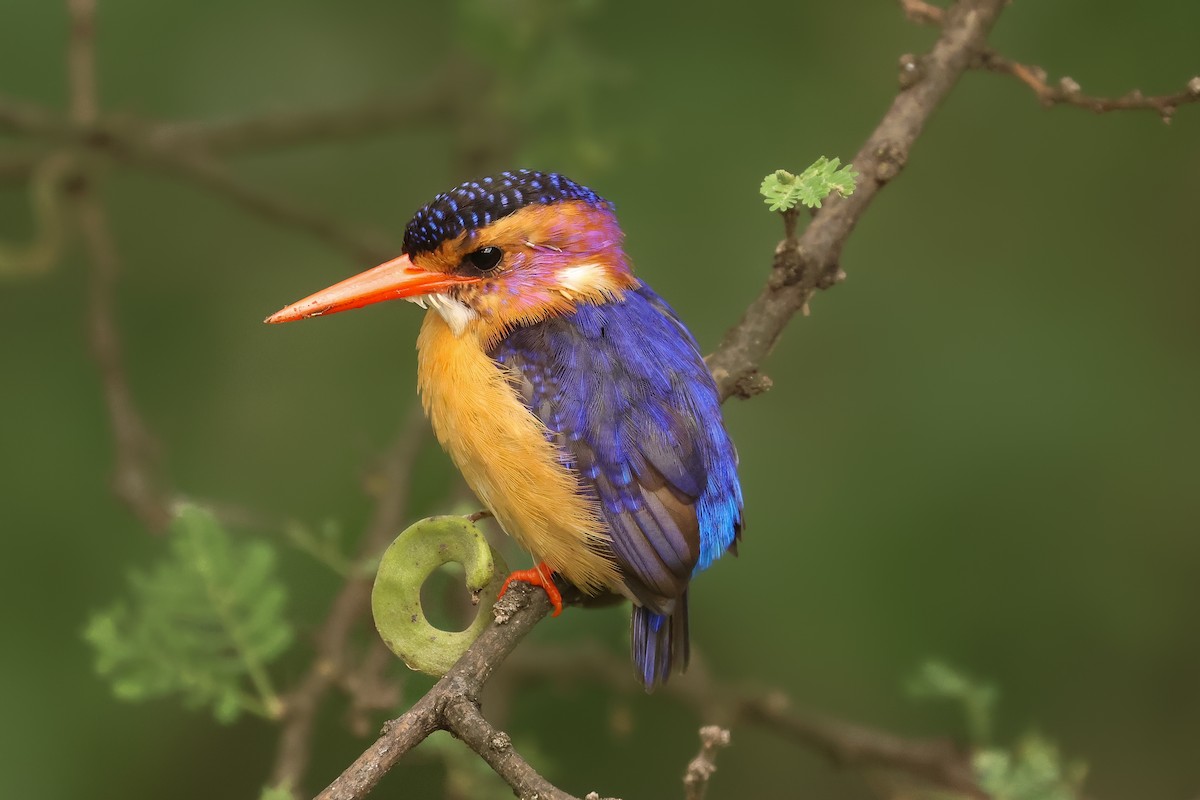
(492, 282, 743, 687)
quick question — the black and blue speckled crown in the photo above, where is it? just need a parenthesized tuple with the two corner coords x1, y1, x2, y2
(402, 170, 612, 255)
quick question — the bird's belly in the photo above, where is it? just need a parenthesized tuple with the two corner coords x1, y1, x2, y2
(415, 311, 619, 594)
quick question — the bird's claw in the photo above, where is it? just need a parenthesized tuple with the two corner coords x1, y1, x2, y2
(498, 562, 564, 617)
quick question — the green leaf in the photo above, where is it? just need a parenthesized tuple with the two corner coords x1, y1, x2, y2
(974, 735, 1086, 800)
(84, 504, 292, 723)
(258, 786, 296, 800)
(0, 153, 73, 280)
(760, 158, 859, 212)
(907, 660, 997, 745)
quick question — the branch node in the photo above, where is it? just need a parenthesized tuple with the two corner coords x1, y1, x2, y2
(897, 53, 924, 89)
(731, 370, 773, 400)
(873, 141, 907, 183)
(1189, 76, 1200, 96)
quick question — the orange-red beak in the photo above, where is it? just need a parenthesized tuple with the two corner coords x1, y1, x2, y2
(264, 254, 479, 324)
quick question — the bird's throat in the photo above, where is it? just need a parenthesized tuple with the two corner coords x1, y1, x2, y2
(414, 310, 620, 594)
(408, 292, 477, 336)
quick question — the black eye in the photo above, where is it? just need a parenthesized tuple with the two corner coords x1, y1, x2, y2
(466, 246, 503, 272)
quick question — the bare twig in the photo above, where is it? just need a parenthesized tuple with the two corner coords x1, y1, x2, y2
(271, 404, 428, 789)
(0, 96, 397, 263)
(65, 0, 173, 532)
(741, 695, 985, 798)
(66, 0, 98, 124)
(503, 641, 987, 799)
(683, 726, 731, 800)
(444, 698, 592, 800)
(0, 95, 72, 138)
(898, 0, 944, 26)
(977, 51, 1200, 121)
(76, 193, 173, 531)
(117, 143, 396, 263)
(895, 0, 1200, 122)
(316, 584, 554, 800)
(709, 0, 1009, 400)
(149, 87, 453, 155)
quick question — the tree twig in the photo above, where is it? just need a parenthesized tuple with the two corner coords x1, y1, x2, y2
(148, 86, 454, 155)
(316, 584, 556, 800)
(683, 726, 731, 800)
(898, 0, 944, 26)
(895, 0, 1200, 122)
(977, 52, 1200, 121)
(503, 641, 988, 799)
(741, 695, 985, 798)
(76, 189, 173, 531)
(0, 95, 397, 263)
(709, 0, 1009, 401)
(116, 142, 397, 263)
(271, 404, 428, 789)
(65, 0, 174, 532)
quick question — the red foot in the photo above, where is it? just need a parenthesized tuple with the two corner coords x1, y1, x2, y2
(498, 562, 563, 617)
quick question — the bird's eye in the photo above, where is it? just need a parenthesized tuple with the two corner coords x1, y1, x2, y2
(466, 246, 503, 272)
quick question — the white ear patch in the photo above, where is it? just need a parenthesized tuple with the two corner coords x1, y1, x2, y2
(422, 293, 477, 335)
(556, 263, 603, 293)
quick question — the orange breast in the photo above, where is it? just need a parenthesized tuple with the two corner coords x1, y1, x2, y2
(415, 310, 620, 594)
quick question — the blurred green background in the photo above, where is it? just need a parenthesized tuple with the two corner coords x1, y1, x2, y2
(2, 1, 1198, 798)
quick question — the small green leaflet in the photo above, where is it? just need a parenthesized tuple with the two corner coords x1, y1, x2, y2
(760, 158, 859, 212)
(84, 504, 292, 723)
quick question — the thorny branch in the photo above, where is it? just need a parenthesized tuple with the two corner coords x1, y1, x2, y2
(900, 0, 1200, 122)
(4, 0, 1195, 798)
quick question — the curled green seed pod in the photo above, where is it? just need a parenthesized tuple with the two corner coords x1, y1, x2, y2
(371, 516, 508, 676)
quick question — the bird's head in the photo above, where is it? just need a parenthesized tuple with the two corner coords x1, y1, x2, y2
(265, 170, 638, 344)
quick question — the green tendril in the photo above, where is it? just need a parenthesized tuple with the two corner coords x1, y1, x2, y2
(371, 516, 509, 676)
(0, 153, 74, 280)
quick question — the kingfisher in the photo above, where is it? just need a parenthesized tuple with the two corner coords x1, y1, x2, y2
(266, 170, 743, 688)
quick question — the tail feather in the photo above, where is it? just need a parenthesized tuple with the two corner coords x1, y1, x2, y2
(631, 592, 689, 691)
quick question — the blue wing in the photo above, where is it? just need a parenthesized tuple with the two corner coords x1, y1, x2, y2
(492, 282, 743, 686)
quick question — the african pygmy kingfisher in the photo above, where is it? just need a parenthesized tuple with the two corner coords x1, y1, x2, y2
(267, 170, 743, 688)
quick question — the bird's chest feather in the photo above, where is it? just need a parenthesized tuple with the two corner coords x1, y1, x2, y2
(415, 310, 619, 593)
